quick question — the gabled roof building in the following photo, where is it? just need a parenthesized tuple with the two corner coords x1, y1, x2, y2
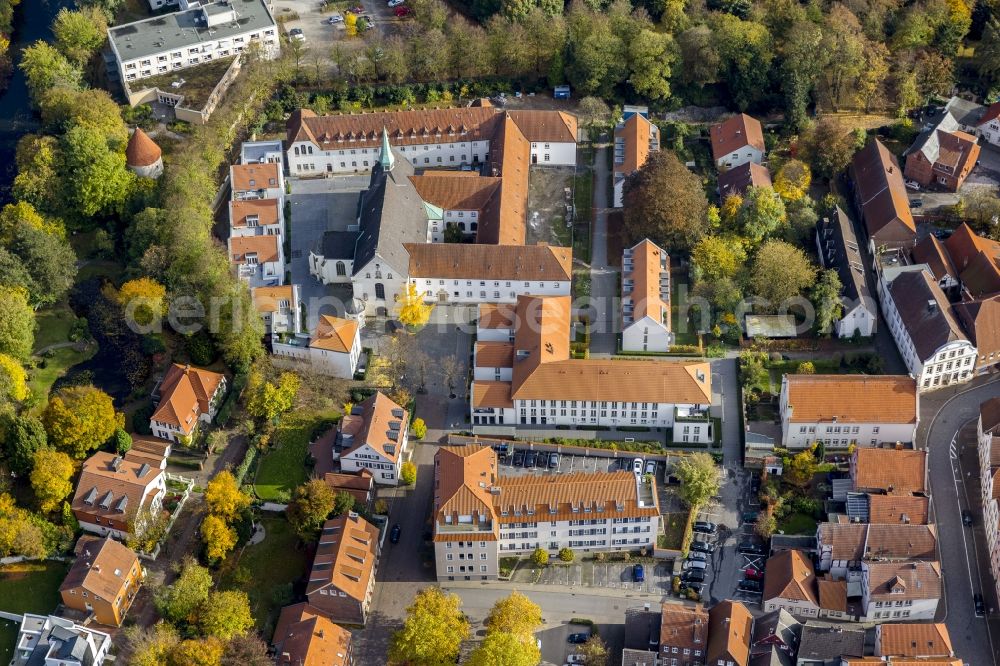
(621, 239, 672, 353)
(613, 107, 660, 207)
(60, 537, 144, 627)
(338, 392, 410, 486)
(71, 447, 168, 540)
(711, 113, 766, 170)
(849, 138, 916, 253)
(150, 364, 227, 443)
(815, 207, 877, 338)
(305, 513, 380, 625)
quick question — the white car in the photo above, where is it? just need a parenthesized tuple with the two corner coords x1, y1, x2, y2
(325, 13, 343, 22)
(905, 179, 920, 191)
(289, 27, 306, 41)
(566, 656, 585, 665)
(388, 0, 405, 6)
(632, 458, 643, 475)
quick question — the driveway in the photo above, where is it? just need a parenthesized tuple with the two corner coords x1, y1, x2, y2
(588, 142, 619, 354)
(919, 376, 1000, 666)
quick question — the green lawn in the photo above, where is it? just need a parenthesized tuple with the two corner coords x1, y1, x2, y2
(254, 410, 339, 501)
(220, 517, 309, 639)
(26, 346, 96, 411)
(33, 305, 78, 353)
(0, 561, 71, 661)
(778, 511, 818, 535)
(670, 267, 699, 346)
(659, 511, 688, 550)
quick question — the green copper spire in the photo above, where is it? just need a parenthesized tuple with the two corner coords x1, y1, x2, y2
(379, 126, 394, 171)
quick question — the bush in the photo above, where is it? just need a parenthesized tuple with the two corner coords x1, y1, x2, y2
(142, 334, 166, 356)
(185, 331, 216, 366)
(374, 499, 388, 514)
(531, 547, 549, 566)
(132, 404, 154, 435)
(400, 460, 417, 486)
(411, 418, 427, 440)
(232, 446, 259, 484)
(558, 547, 574, 562)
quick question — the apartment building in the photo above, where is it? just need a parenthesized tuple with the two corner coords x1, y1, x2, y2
(796, 623, 865, 666)
(848, 138, 916, 254)
(337, 392, 409, 485)
(150, 364, 227, 443)
(860, 561, 942, 621)
(231, 161, 283, 201)
(305, 513, 380, 625)
(815, 523, 937, 578)
(851, 448, 927, 496)
(10, 615, 112, 666)
(763, 550, 820, 618)
(229, 198, 283, 238)
(272, 314, 362, 378)
(252, 284, 301, 337)
(613, 107, 660, 207)
(815, 207, 877, 338)
(71, 450, 167, 539)
(779, 375, 918, 449)
(621, 239, 672, 352)
(60, 537, 144, 627)
(229, 233, 284, 287)
(432, 445, 660, 581)
(875, 623, 953, 659)
(978, 397, 1000, 603)
(710, 114, 765, 170)
(879, 267, 976, 392)
(470, 295, 714, 442)
(659, 603, 709, 665)
(108, 0, 279, 85)
(272, 603, 354, 666)
(707, 600, 754, 666)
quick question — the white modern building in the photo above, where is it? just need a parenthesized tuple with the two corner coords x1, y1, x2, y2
(338, 392, 409, 485)
(11, 614, 113, 666)
(252, 284, 301, 337)
(879, 266, 977, 392)
(978, 397, 1000, 603)
(779, 374, 918, 449)
(231, 161, 284, 201)
(432, 445, 660, 581)
(621, 239, 672, 352)
(470, 295, 714, 444)
(108, 0, 279, 85)
(272, 314, 362, 378)
(860, 561, 942, 622)
(241, 139, 284, 166)
(229, 234, 284, 287)
(815, 207, 877, 338)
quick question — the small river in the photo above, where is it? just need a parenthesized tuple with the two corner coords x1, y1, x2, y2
(0, 0, 75, 203)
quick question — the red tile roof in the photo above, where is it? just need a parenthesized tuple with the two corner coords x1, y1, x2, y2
(126, 128, 161, 167)
(711, 113, 765, 162)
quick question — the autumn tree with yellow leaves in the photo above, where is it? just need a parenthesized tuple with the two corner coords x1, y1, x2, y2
(397, 282, 434, 328)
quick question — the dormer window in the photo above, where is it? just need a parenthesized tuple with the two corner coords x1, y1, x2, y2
(246, 214, 260, 227)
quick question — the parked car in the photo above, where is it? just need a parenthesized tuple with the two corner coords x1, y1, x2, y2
(687, 551, 707, 562)
(289, 27, 306, 41)
(738, 541, 767, 555)
(683, 560, 707, 571)
(749, 474, 761, 493)
(963, 510, 974, 527)
(633, 564, 645, 582)
(742, 511, 759, 524)
(388, 0, 405, 5)
(743, 567, 764, 581)
(549, 452, 560, 468)
(512, 451, 525, 466)
(389, 524, 401, 543)
(682, 569, 705, 582)
(681, 581, 703, 593)
(325, 13, 344, 23)
(693, 521, 717, 535)
(632, 458, 644, 475)
(905, 179, 921, 190)
(738, 579, 763, 593)
(525, 451, 538, 467)
(975, 593, 986, 617)
(394, 5, 412, 14)
(690, 540, 715, 554)
(910, 199, 923, 208)
(567, 633, 589, 644)
(566, 656, 585, 665)
(644, 460, 657, 475)
(933, 228, 953, 239)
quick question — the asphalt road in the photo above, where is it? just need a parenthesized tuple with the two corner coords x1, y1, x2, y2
(920, 376, 1000, 665)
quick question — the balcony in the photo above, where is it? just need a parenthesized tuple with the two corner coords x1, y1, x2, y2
(675, 406, 710, 422)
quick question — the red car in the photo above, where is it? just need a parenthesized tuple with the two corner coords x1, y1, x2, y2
(394, 6, 411, 15)
(349, 5, 363, 12)
(743, 567, 764, 581)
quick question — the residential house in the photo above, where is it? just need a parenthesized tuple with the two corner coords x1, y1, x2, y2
(322, 470, 374, 506)
(815, 207, 877, 337)
(954, 295, 1000, 372)
(623, 648, 662, 666)
(228, 198, 283, 238)
(338, 392, 409, 485)
(719, 162, 772, 202)
(977, 397, 1000, 603)
(252, 284, 302, 337)
(815, 523, 937, 578)
(711, 114, 766, 170)
(432, 445, 660, 580)
(125, 128, 163, 179)
(779, 375, 918, 449)
(849, 139, 916, 254)
(272, 602, 354, 666)
(150, 364, 227, 443)
(229, 233, 284, 287)
(707, 600, 754, 666)
(940, 96, 987, 133)
(815, 577, 852, 620)
(912, 234, 960, 295)
(874, 623, 953, 659)
(469, 295, 714, 443)
(903, 113, 980, 192)
(880, 267, 976, 392)
(241, 139, 284, 166)
(613, 107, 660, 207)
(943, 222, 1000, 299)
(621, 239, 672, 352)
(305, 513, 380, 625)
(795, 623, 865, 666)
(108, 1, 280, 84)
(750, 646, 794, 666)
(10, 614, 112, 666)
(273, 314, 362, 379)
(860, 561, 942, 621)
(763, 550, 820, 618)
(231, 162, 283, 201)
(71, 449, 167, 539)
(979, 100, 1000, 147)
(750, 608, 801, 660)
(850, 448, 927, 496)
(658, 602, 708, 665)
(59, 537, 144, 627)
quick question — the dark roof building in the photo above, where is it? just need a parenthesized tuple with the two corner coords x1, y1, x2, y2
(849, 139, 916, 251)
(796, 622, 865, 665)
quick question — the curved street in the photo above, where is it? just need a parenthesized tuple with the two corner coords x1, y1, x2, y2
(919, 375, 1000, 665)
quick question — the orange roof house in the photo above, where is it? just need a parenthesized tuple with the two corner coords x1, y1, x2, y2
(944, 223, 1000, 299)
(150, 364, 226, 441)
(621, 239, 671, 352)
(72, 449, 167, 538)
(707, 600, 754, 666)
(231, 162, 280, 195)
(763, 550, 819, 617)
(60, 537, 144, 627)
(272, 603, 353, 666)
(659, 603, 708, 666)
(850, 138, 916, 250)
(338, 392, 409, 485)
(309, 315, 359, 353)
(305, 513, 380, 625)
(851, 448, 927, 495)
(229, 198, 280, 230)
(612, 110, 660, 207)
(877, 623, 953, 658)
(711, 113, 765, 168)
(228, 234, 280, 265)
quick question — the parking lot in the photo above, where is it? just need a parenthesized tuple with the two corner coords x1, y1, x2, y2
(497, 448, 665, 479)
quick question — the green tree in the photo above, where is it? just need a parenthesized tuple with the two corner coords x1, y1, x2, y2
(19, 41, 81, 101)
(747, 240, 818, 311)
(754, 511, 777, 538)
(0, 353, 27, 404)
(60, 123, 134, 218)
(628, 29, 675, 101)
(735, 186, 787, 246)
(170, 637, 225, 666)
(39, 87, 128, 149)
(673, 453, 720, 508)
(566, 18, 626, 98)
(400, 460, 417, 486)
(785, 448, 819, 488)
(677, 25, 720, 88)
(198, 590, 255, 640)
(3, 415, 47, 475)
(388, 587, 470, 666)
(8, 224, 77, 307)
(0, 287, 33, 360)
(245, 370, 300, 421)
(220, 634, 272, 666)
(333, 490, 356, 516)
(623, 150, 709, 251)
(411, 418, 427, 440)
(531, 547, 549, 566)
(286, 479, 336, 539)
(122, 622, 181, 666)
(812, 269, 843, 337)
(799, 117, 863, 180)
(713, 14, 774, 109)
(691, 235, 747, 282)
(204, 471, 251, 522)
(773, 159, 812, 203)
(13, 134, 61, 215)
(558, 547, 575, 562)
(29, 448, 74, 513)
(42, 386, 123, 459)
(52, 7, 107, 65)
(113, 427, 132, 454)
(466, 632, 540, 666)
(980, 16, 1000, 83)
(485, 591, 543, 636)
(154, 557, 212, 624)
(796, 361, 816, 374)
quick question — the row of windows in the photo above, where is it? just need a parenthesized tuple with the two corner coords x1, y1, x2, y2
(446, 565, 489, 573)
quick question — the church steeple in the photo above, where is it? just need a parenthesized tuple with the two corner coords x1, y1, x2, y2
(379, 126, 395, 171)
